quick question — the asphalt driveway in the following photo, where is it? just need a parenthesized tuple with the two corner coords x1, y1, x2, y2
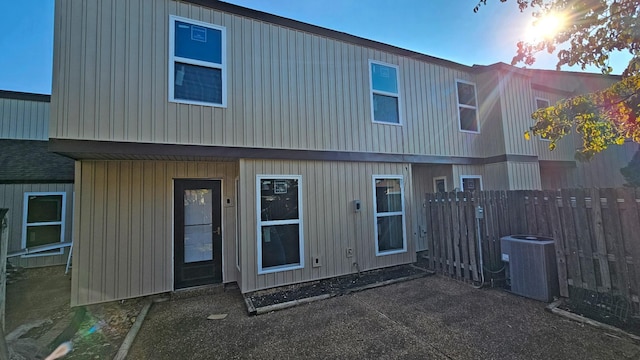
(129, 276, 640, 359)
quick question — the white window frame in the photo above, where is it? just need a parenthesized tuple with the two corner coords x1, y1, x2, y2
(455, 79, 480, 134)
(433, 176, 447, 193)
(535, 97, 552, 141)
(369, 60, 402, 126)
(256, 175, 304, 274)
(373, 175, 407, 256)
(21, 191, 66, 257)
(169, 15, 227, 107)
(459, 175, 483, 192)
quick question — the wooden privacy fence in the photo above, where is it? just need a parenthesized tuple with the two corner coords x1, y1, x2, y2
(424, 188, 640, 309)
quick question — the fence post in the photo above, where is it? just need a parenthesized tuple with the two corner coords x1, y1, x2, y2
(0, 209, 10, 359)
(591, 188, 612, 292)
(545, 191, 569, 297)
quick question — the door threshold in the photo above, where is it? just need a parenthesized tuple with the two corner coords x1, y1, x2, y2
(172, 283, 225, 300)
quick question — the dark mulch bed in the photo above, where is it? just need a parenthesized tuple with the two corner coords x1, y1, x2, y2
(248, 263, 428, 309)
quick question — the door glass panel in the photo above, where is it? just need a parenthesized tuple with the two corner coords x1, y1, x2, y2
(183, 189, 213, 263)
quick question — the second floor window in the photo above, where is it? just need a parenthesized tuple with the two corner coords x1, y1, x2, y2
(456, 80, 479, 133)
(370, 60, 401, 124)
(536, 98, 551, 140)
(169, 15, 226, 107)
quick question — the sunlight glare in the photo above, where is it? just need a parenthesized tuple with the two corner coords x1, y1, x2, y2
(524, 12, 565, 42)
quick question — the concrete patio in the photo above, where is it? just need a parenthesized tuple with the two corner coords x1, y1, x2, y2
(127, 275, 640, 359)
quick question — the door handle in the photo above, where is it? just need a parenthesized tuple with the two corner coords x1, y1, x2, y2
(214, 226, 221, 236)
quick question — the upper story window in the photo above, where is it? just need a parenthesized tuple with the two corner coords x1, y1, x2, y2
(169, 15, 226, 107)
(456, 80, 479, 133)
(535, 98, 551, 141)
(369, 60, 401, 125)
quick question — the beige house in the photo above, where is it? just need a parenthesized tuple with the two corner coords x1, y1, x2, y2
(48, 0, 637, 306)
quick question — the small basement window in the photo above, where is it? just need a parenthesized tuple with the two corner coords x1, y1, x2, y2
(22, 192, 66, 257)
(257, 175, 304, 274)
(456, 80, 479, 133)
(373, 176, 406, 255)
(369, 60, 401, 125)
(169, 15, 226, 107)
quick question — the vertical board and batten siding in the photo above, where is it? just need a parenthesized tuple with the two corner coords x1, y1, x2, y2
(238, 159, 415, 293)
(506, 162, 542, 190)
(540, 142, 638, 190)
(575, 142, 639, 188)
(482, 163, 510, 190)
(475, 70, 506, 157)
(0, 183, 73, 267)
(0, 97, 49, 140)
(54, 0, 503, 159)
(539, 166, 576, 190)
(499, 72, 538, 156)
(460, 161, 540, 191)
(532, 89, 576, 161)
(452, 165, 484, 191)
(71, 160, 238, 306)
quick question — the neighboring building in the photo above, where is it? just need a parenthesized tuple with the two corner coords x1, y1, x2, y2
(0, 90, 75, 268)
(49, 0, 636, 306)
(527, 68, 639, 190)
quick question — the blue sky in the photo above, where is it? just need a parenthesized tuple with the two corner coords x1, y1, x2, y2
(0, 0, 631, 95)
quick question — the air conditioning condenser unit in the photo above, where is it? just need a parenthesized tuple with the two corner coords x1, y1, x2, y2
(500, 235, 559, 302)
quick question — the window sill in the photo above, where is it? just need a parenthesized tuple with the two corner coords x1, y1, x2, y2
(21, 249, 64, 258)
(372, 120, 403, 126)
(258, 263, 304, 275)
(169, 98, 227, 108)
(375, 248, 407, 257)
(459, 129, 480, 134)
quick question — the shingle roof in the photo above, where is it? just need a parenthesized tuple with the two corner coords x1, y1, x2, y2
(0, 140, 74, 183)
